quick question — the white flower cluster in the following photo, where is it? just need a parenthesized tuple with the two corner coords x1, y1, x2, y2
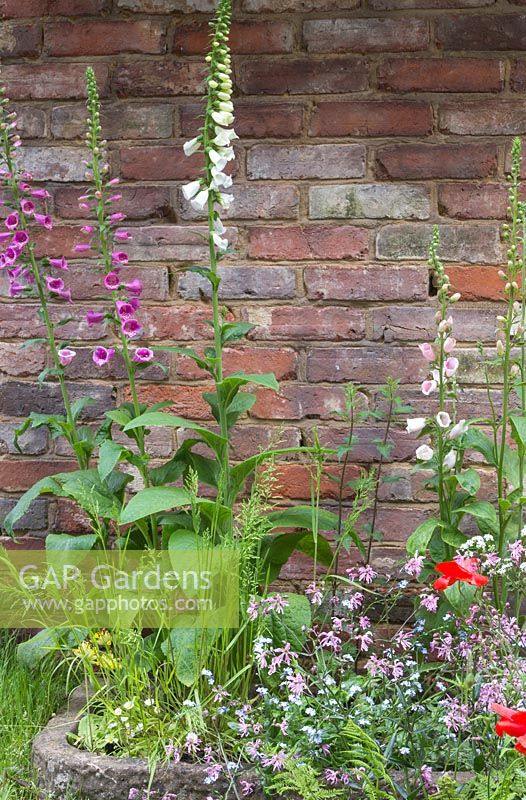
(181, 0, 236, 253)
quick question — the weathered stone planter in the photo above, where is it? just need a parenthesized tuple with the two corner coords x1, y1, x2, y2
(32, 688, 264, 800)
(33, 689, 473, 800)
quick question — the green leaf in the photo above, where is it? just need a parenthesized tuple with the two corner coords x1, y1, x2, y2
(4, 474, 71, 536)
(463, 428, 496, 466)
(266, 505, 339, 532)
(266, 592, 311, 650)
(406, 518, 442, 555)
(510, 415, 526, 450)
(71, 396, 96, 421)
(98, 440, 125, 482)
(168, 529, 199, 553)
(440, 527, 467, 548)
(20, 338, 46, 349)
(161, 628, 217, 687)
(455, 469, 481, 496)
(461, 500, 498, 534)
(120, 487, 191, 525)
(105, 408, 133, 427)
(444, 581, 478, 616)
(221, 322, 254, 344)
(45, 533, 97, 551)
(226, 372, 279, 392)
(123, 412, 227, 454)
(17, 629, 60, 668)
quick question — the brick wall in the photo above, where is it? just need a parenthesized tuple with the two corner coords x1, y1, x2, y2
(0, 0, 519, 567)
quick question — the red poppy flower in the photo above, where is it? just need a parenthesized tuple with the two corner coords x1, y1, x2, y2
(492, 704, 526, 754)
(432, 558, 489, 591)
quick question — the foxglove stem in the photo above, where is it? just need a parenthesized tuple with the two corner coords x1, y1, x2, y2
(0, 93, 86, 469)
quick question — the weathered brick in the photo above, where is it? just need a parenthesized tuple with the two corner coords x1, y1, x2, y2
(242, 306, 365, 341)
(0, 423, 47, 456)
(372, 306, 500, 343)
(117, 0, 215, 9)
(272, 463, 359, 502)
(45, 21, 166, 57)
(0, 342, 46, 377)
(14, 107, 46, 140)
(113, 61, 204, 98)
(320, 426, 420, 464)
(177, 347, 298, 381)
(511, 60, 526, 91)
(66, 265, 169, 301)
(309, 184, 430, 220)
(173, 21, 294, 55)
(142, 306, 215, 341)
(247, 145, 365, 180)
(178, 267, 296, 300)
(63, 349, 168, 382)
(1, 64, 110, 101)
(438, 183, 508, 219)
(304, 17, 429, 53)
(0, 382, 113, 419)
(180, 101, 304, 139)
(310, 101, 432, 137)
(249, 225, 369, 261)
(119, 146, 203, 181)
(33, 226, 88, 259)
(127, 225, 237, 262)
(369, 0, 495, 8)
(307, 346, 425, 384)
(0, 304, 103, 341)
(378, 58, 504, 92)
(305, 265, 428, 301)
(448, 266, 505, 300)
(229, 426, 300, 461)
(0, 498, 48, 533)
(178, 184, 300, 221)
(436, 15, 526, 50)
(252, 385, 348, 421)
(439, 100, 526, 135)
(0, 460, 77, 492)
(19, 146, 88, 182)
(237, 57, 368, 95)
(376, 223, 502, 264)
(134, 384, 212, 420)
(243, 0, 358, 8)
(376, 143, 498, 179)
(51, 103, 173, 141)
(54, 185, 171, 221)
(0, 21, 41, 57)
(0, 0, 108, 14)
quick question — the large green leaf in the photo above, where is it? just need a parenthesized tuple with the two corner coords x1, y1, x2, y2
(461, 500, 498, 534)
(266, 505, 339, 532)
(406, 518, 442, 555)
(120, 487, 191, 525)
(266, 592, 311, 650)
(98, 440, 126, 482)
(455, 469, 480, 496)
(123, 412, 227, 454)
(45, 533, 97, 551)
(510, 415, 526, 450)
(161, 628, 217, 687)
(4, 473, 74, 536)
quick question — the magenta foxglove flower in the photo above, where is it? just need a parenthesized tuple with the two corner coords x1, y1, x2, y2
(111, 251, 129, 266)
(419, 342, 435, 362)
(5, 212, 18, 229)
(80, 225, 94, 234)
(114, 230, 131, 241)
(121, 318, 142, 338)
(93, 346, 115, 367)
(125, 279, 142, 295)
(31, 188, 50, 199)
(86, 310, 104, 326)
(116, 300, 135, 318)
(74, 243, 91, 253)
(109, 212, 126, 224)
(58, 347, 76, 366)
(49, 257, 69, 270)
(103, 272, 120, 291)
(0, 232, 11, 243)
(444, 356, 459, 377)
(8, 281, 25, 297)
(20, 199, 34, 215)
(34, 213, 53, 230)
(133, 347, 154, 363)
(46, 276, 65, 293)
(12, 230, 28, 246)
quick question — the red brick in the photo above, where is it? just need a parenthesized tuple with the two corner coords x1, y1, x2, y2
(305, 265, 428, 301)
(511, 60, 526, 91)
(1, 64, 110, 101)
(304, 17, 429, 53)
(252, 385, 349, 421)
(66, 265, 169, 301)
(178, 267, 296, 300)
(307, 347, 425, 384)
(118, 146, 226, 181)
(117, 0, 218, 8)
(180, 101, 304, 139)
(54, 185, 171, 221)
(33, 226, 88, 260)
(372, 306, 498, 343)
(0, 342, 45, 377)
(45, 21, 166, 57)
(436, 15, 526, 50)
(378, 58, 504, 92)
(369, 0, 495, 7)
(133, 385, 213, 420)
(51, 102, 173, 141)
(439, 100, 526, 135)
(248, 225, 369, 261)
(438, 183, 508, 220)
(243, 0, 359, 8)
(177, 347, 298, 381)
(0, 21, 40, 56)
(142, 306, 215, 341)
(448, 266, 505, 300)
(272, 463, 359, 501)
(178, 184, 300, 221)
(127, 225, 237, 262)
(0, 0, 109, 14)
(0, 303, 103, 341)
(242, 306, 366, 341)
(173, 21, 293, 55)
(320, 426, 419, 464)
(0, 460, 77, 492)
(310, 101, 432, 137)
(237, 57, 368, 95)
(376, 143, 498, 179)
(113, 60, 204, 98)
